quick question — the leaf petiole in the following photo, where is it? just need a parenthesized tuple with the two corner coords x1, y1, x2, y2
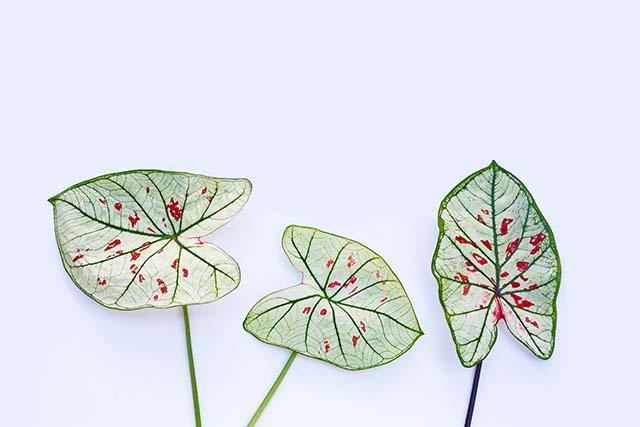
(464, 362, 482, 427)
(248, 351, 297, 426)
(183, 306, 202, 427)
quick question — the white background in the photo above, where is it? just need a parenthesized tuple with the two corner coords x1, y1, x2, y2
(1, 1, 639, 426)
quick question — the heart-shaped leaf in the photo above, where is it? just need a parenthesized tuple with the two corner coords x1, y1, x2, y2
(50, 170, 251, 310)
(244, 225, 423, 370)
(432, 161, 561, 367)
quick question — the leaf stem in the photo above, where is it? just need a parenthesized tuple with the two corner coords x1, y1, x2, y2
(464, 362, 482, 427)
(182, 306, 202, 427)
(248, 351, 297, 426)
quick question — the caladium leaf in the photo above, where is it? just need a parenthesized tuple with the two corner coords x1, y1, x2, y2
(50, 170, 251, 310)
(432, 161, 561, 367)
(244, 225, 423, 370)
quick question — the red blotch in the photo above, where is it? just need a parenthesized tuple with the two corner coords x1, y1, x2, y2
(302, 306, 311, 314)
(481, 240, 492, 250)
(326, 259, 334, 268)
(352, 335, 360, 347)
(360, 321, 366, 333)
(328, 281, 341, 288)
(345, 276, 357, 287)
(171, 258, 179, 269)
(72, 254, 84, 263)
(510, 294, 534, 308)
(324, 339, 330, 353)
(521, 274, 529, 281)
(529, 232, 547, 246)
(346, 254, 356, 268)
(130, 251, 141, 261)
(454, 272, 470, 283)
(500, 218, 513, 236)
(104, 239, 122, 251)
(462, 284, 471, 296)
(472, 253, 488, 265)
(146, 186, 150, 194)
(516, 261, 529, 272)
(528, 284, 538, 290)
(465, 261, 478, 272)
(511, 281, 521, 288)
(320, 308, 327, 316)
(147, 227, 156, 233)
(525, 317, 540, 328)
(128, 212, 140, 227)
(455, 236, 477, 247)
(201, 187, 208, 195)
(375, 270, 382, 279)
(130, 264, 138, 273)
(167, 197, 182, 220)
(98, 198, 107, 205)
(481, 209, 490, 215)
(97, 277, 107, 286)
(160, 286, 168, 294)
(380, 296, 388, 304)
(153, 295, 158, 301)
(476, 214, 487, 224)
(500, 271, 509, 278)
(157, 278, 165, 287)
(114, 202, 122, 211)
(182, 268, 189, 278)
(138, 274, 145, 283)
(530, 246, 541, 255)
(505, 238, 520, 257)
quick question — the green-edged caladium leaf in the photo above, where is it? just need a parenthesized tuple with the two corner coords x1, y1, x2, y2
(50, 170, 252, 310)
(432, 161, 561, 367)
(244, 225, 423, 370)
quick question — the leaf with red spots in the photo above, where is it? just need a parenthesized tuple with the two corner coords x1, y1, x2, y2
(244, 225, 423, 370)
(432, 161, 561, 367)
(49, 170, 252, 310)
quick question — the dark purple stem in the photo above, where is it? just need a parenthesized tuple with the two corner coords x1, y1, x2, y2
(464, 362, 482, 427)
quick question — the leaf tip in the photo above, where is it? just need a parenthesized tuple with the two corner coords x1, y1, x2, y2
(490, 160, 499, 169)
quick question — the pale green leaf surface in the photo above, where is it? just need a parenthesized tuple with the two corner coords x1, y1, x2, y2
(50, 170, 251, 310)
(432, 162, 561, 367)
(244, 226, 423, 370)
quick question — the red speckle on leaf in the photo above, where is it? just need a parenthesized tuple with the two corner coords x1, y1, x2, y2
(328, 281, 341, 288)
(528, 284, 538, 290)
(348, 286, 358, 295)
(345, 276, 357, 287)
(476, 214, 487, 224)
(302, 306, 311, 314)
(352, 335, 360, 347)
(482, 209, 490, 215)
(525, 317, 540, 328)
(167, 197, 182, 220)
(97, 277, 107, 286)
(465, 261, 478, 272)
(131, 251, 141, 261)
(530, 246, 541, 255)
(324, 340, 330, 353)
(455, 236, 477, 247)
(521, 274, 529, 281)
(380, 297, 388, 304)
(98, 198, 107, 205)
(115, 250, 123, 255)
(147, 227, 156, 233)
(505, 238, 520, 257)
(160, 286, 168, 294)
(375, 270, 382, 279)
(500, 271, 509, 278)
(472, 253, 488, 265)
(130, 264, 138, 273)
(320, 308, 327, 316)
(72, 254, 84, 262)
(171, 258, 179, 269)
(157, 278, 165, 287)
(153, 295, 158, 301)
(140, 242, 151, 251)
(138, 274, 145, 283)
(104, 239, 122, 251)
(201, 187, 208, 195)
(462, 284, 471, 296)
(481, 240, 492, 250)
(500, 218, 513, 236)
(360, 321, 366, 332)
(455, 272, 470, 283)
(128, 212, 140, 227)
(326, 259, 334, 268)
(182, 268, 188, 278)
(511, 281, 521, 288)
(516, 261, 529, 272)
(530, 232, 546, 246)
(114, 202, 122, 211)
(146, 186, 150, 193)
(510, 294, 534, 308)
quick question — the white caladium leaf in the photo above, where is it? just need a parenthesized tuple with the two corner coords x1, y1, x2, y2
(432, 161, 561, 367)
(244, 225, 423, 370)
(50, 170, 251, 310)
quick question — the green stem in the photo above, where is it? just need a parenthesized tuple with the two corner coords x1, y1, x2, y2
(248, 351, 297, 426)
(182, 306, 202, 427)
